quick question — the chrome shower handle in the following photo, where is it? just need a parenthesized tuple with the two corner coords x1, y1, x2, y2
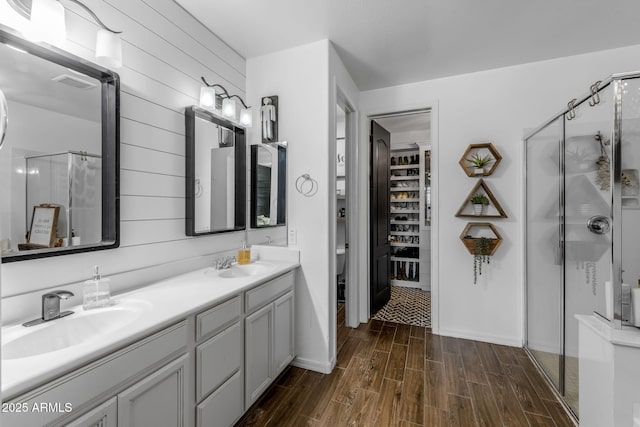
(0, 89, 7, 150)
(587, 215, 610, 235)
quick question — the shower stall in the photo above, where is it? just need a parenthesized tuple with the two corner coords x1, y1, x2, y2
(25, 151, 102, 246)
(525, 72, 640, 420)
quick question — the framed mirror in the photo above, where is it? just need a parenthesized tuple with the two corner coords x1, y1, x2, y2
(0, 27, 119, 262)
(250, 143, 286, 228)
(185, 106, 246, 236)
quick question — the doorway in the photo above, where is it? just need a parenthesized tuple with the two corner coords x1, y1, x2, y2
(336, 105, 347, 305)
(369, 110, 432, 328)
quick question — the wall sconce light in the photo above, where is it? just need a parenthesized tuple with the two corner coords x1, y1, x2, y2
(200, 77, 252, 128)
(7, 0, 123, 68)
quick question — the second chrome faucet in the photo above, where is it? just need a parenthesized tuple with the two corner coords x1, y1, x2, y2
(215, 256, 236, 270)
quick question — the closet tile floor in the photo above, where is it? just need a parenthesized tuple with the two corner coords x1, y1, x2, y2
(235, 304, 576, 427)
(372, 286, 430, 328)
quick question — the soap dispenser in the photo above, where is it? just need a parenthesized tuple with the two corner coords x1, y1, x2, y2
(83, 265, 111, 310)
(238, 241, 251, 265)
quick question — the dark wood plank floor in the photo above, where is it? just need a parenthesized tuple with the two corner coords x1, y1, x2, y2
(235, 304, 575, 427)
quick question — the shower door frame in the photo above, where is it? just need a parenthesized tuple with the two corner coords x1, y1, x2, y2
(523, 115, 567, 406)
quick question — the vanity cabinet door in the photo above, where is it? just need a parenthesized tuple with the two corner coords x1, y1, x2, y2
(118, 354, 188, 427)
(245, 303, 273, 407)
(273, 290, 295, 376)
(64, 397, 117, 427)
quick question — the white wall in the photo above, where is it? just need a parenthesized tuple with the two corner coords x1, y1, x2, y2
(0, 0, 284, 324)
(329, 43, 361, 357)
(247, 40, 332, 372)
(360, 43, 640, 346)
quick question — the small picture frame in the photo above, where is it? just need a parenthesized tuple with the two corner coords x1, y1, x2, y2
(261, 95, 278, 143)
(28, 204, 60, 247)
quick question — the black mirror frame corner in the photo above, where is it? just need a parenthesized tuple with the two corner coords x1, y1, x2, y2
(184, 106, 246, 236)
(0, 27, 120, 263)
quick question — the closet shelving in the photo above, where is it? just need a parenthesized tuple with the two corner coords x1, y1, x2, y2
(390, 148, 421, 285)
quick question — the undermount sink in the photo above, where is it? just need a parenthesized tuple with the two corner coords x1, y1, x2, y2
(205, 262, 275, 279)
(2, 299, 152, 360)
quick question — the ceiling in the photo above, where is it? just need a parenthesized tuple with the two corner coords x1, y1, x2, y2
(0, 42, 101, 122)
(176, 0, 640, 91)
(375, 112, 430, 133)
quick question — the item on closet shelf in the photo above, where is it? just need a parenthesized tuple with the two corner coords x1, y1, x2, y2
(391, 157, 396, 165)
(83, 265, 111, 310)
(238, 241, 251, 265)
(295, 174, 318, 197)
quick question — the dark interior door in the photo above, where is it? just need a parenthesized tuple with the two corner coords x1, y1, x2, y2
(370, 120, 391, 315)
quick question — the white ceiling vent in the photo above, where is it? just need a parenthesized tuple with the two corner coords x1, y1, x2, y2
(52, 74, 97, 90)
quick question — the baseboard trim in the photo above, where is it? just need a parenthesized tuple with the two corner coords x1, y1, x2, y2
(438, 328, 523, 348)
(291, 356, 333, 374)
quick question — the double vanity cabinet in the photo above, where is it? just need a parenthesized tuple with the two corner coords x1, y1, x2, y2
(2, 264, 297, 427)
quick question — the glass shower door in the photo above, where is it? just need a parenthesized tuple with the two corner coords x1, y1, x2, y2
(563, 89, 613, 415)
(526, 117, 564, 392)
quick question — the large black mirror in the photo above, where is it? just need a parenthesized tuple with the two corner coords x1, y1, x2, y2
(250, 144, 286, 228)
(185, 106, 246, 236)
(0, 28, 119, 262)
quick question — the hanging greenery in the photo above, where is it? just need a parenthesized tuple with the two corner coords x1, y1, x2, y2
(472, 237, 492, 285)
(595, 131, 610, 191)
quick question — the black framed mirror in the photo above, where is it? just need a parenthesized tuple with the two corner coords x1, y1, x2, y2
(250, 143, 286, 228)
(0, 27, 119, 263)
(185, 106, 246, 236)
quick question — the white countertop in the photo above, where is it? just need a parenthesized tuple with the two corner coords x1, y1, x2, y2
(2, 258, 299, 399)
(576, 314, 640, 348)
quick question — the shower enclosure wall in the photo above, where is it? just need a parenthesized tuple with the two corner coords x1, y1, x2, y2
(525, 73, 640, 420)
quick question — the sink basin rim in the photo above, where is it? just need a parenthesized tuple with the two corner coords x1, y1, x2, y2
(2, 299, 153, 360)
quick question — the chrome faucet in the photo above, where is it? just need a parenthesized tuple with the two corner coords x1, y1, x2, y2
(215, 256, 236, 270)
(23, 290, 75, 327)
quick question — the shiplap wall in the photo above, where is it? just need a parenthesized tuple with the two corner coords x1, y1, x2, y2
(1, 0, 285, 321)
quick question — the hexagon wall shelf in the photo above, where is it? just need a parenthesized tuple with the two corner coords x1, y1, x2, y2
(460, 222, 503, 256)
(459, 143, 502, 177)
(455, 179, 508, 218)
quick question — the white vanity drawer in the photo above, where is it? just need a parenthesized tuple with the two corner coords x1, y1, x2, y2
(245, 271, 294, 313)
(195, 295, 241, 342)
(196, 370, 243, 427)
(196, 321, 242, 401)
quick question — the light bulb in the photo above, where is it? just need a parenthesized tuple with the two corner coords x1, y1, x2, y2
(199, 87, 216, 109)
(95, 29, 122, 69)
(28, 0, 66, 44)
(222, 98, 236, 118)
(239, 107, 252, 127)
